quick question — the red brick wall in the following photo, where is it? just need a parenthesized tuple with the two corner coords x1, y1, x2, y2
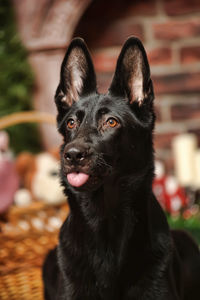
(74, 0, 200, 169)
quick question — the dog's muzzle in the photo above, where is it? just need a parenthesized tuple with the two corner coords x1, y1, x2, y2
(63, 143, 91, 187)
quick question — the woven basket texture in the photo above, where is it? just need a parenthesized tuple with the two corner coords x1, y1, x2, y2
(0, 202, 69, 300)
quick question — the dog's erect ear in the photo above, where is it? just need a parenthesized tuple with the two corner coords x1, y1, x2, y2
(55, 38, 97, 109)
(108, 37, 153, 105)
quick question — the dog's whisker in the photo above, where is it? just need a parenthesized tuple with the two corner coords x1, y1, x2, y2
(96, 156, 112, 169)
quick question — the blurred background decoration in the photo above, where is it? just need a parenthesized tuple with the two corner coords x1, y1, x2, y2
(0, 0, 200, 299)
(0, 0, 41, 154)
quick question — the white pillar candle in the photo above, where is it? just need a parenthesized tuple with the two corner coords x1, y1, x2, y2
(172, 134, 197, 187)
(194, 150, 200, 188)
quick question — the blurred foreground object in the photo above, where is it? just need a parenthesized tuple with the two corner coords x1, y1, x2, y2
(0, 131, 19, 213)
(15, 149, 65, 205)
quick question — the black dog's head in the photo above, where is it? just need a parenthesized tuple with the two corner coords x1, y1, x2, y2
(55, 37, 155, 192)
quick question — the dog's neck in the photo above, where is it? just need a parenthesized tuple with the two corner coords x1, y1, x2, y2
(67, 169, 153, 238)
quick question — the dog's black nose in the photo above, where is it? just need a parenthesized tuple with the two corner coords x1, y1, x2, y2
(64, 147, 87, 163)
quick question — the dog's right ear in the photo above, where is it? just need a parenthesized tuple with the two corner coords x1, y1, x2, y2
(55, 38, 97, 117)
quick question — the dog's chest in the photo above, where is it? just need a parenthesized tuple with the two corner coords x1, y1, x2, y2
(59, 218, 146, 299)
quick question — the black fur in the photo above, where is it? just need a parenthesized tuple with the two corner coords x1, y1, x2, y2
(43, 37, 200, 300)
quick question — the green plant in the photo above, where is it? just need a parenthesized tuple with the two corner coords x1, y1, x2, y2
(168, 215, 200, 245)
(0, 0, 41, 153)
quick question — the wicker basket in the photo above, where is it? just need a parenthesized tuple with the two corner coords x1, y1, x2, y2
(0, 111, 68, 299)
(0, 268, 43, 300)
(0, 202, 69, 300)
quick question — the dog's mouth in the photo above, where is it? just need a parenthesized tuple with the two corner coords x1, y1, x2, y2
(67, 172, 89, 188)
(63, 153, 113, 189)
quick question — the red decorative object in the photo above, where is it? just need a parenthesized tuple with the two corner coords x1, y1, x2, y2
(153, 161, 189, 214)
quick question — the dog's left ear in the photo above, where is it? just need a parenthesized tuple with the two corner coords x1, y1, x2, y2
(108, 37, 153, 105)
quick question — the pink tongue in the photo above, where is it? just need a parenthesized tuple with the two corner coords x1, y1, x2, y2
(67, 172, 89, 187)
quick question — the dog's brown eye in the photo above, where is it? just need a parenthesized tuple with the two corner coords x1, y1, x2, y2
(107, 118, 118, 128)
(67, 119, 76, 129)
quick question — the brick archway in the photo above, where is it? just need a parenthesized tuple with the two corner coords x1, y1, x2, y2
(12, 0, 92, 149)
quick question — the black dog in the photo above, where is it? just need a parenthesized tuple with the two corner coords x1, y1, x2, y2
(43, 37, 200, 300)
